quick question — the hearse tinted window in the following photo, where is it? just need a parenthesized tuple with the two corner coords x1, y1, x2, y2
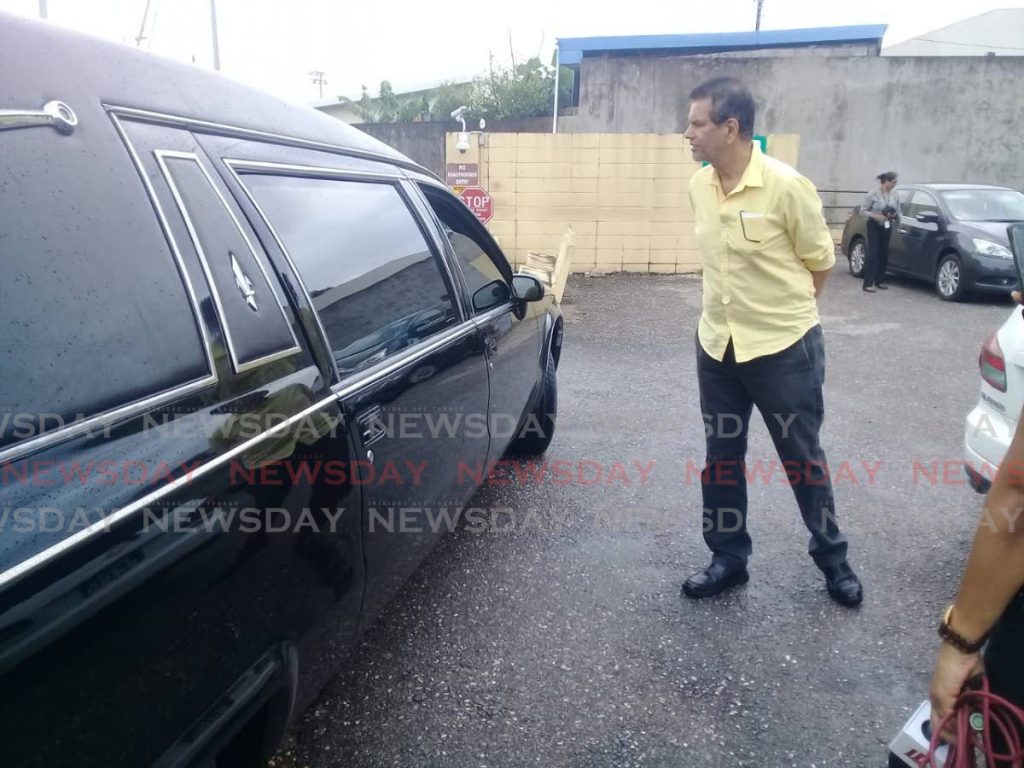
(0, 127, 212, 453)
(241, 176, 458, 375)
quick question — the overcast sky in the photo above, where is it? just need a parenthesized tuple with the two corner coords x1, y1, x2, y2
(2, 0, 1021, 105)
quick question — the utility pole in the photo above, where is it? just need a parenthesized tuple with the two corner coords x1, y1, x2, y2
(209, 0, 221, 71)
(310, 71, 327, 100)
(38, 0, 47, 19)
(551, 45, 560, 134)
(755, 0, 765, 31)
(135, 0, 153, 46)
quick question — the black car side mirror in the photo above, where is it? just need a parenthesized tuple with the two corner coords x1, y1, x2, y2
(511, 274, 545, 302)
(917, 210, 942, 225)
(472, 279, 512, 312)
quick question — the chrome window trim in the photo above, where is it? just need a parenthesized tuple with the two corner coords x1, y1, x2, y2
(154, 150, 302, 374)
(224, 158, 401, 182)
(104, 104, 436, 179)
(0, 378, 216, 468)
(0, 393, 344, 593)
(331, 320, 480, 400)
(225, 163, 469, 374)
(473, 304, 515, 326)
(398, 177, 469, 321)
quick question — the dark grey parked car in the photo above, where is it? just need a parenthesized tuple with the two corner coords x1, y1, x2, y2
(841, 184, 1024, 300)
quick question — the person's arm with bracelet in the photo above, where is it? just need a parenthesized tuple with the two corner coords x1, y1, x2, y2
(930, 392, 1024, 734)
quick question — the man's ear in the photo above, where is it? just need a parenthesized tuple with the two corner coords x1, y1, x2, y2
(725, 117, 741, 143)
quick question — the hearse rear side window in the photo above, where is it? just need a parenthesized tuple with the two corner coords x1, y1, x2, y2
(239, 176, 458, 376)
(0, 125, 213, 456)
(155, 152, 301, 373)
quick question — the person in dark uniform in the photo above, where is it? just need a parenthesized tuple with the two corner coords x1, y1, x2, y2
(859, 172, 900, 292)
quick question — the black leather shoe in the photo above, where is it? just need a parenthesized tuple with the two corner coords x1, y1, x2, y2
(876, 283, 889, 290)
(682, 560, 749, 599)
(821, 562, 863, 607)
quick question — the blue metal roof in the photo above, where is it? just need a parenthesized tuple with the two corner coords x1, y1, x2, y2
(556, 25, 888, 65)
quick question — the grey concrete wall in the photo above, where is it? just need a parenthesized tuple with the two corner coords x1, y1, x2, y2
(355, 116, 581, 178)
(356, 122, 448, 178)
(575, 55, 1024, 191)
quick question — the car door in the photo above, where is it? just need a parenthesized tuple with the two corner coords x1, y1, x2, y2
(898, 189, 944, 278)
(413, 181, 544, 464)
(231, 163, 491, 624)
(886, 187, 916, 273)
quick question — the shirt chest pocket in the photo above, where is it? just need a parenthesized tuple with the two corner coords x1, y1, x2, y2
(738, 211, 768, 243)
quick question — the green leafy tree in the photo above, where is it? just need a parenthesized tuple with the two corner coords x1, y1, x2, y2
(469, 56, 574, 120)
(356, 80, 403, 122)
(376, 81, 400, 122)
(397, 96, 430, 123)
(357, 55, 575, 124)
(430, 81, 474, 121)
(355, 84, 378, 122)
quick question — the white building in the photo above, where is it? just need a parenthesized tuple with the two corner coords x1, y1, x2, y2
(883, 9, 1024, 57)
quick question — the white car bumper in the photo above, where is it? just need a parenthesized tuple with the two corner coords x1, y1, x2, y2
(963, 400, 1015, 492)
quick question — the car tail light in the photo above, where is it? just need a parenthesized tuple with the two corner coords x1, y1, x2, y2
(980, 330, 1007, 392)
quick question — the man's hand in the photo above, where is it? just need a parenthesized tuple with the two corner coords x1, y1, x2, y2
(811, 266, 831, 298)
(929, 642, 984, 743)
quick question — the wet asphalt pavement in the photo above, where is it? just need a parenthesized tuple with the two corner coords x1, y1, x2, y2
(273, 268, 1014, 767)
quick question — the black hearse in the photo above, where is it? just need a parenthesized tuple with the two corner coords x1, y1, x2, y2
(0, 12, 561, 767)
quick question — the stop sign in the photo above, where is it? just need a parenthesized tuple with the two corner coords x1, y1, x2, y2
(458, 186, 493, 224)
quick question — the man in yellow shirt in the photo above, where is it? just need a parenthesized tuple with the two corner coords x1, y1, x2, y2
(681, 77, 862, 607)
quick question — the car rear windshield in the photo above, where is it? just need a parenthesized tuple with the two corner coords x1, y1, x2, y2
(939, 189, 1024, 222)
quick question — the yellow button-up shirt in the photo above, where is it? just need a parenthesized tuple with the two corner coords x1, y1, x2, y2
(689, 143, 835, 363)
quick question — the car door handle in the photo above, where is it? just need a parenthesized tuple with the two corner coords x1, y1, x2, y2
(0, 100, 78, 135)
(485, 337, 498, 356)
(356, 405, 387, 447)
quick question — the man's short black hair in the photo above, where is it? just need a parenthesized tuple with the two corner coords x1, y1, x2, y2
(689, 77, 755, 138)
(877, 171, 898, 183)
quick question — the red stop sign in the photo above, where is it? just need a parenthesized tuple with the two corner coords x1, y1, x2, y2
(458, 186, 493, 224)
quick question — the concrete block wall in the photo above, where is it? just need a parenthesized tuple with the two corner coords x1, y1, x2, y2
(574, 55, 1024, 192)
(472, 132, 702, 274)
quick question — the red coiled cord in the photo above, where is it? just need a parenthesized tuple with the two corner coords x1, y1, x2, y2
(927, 677, 1024, 767)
